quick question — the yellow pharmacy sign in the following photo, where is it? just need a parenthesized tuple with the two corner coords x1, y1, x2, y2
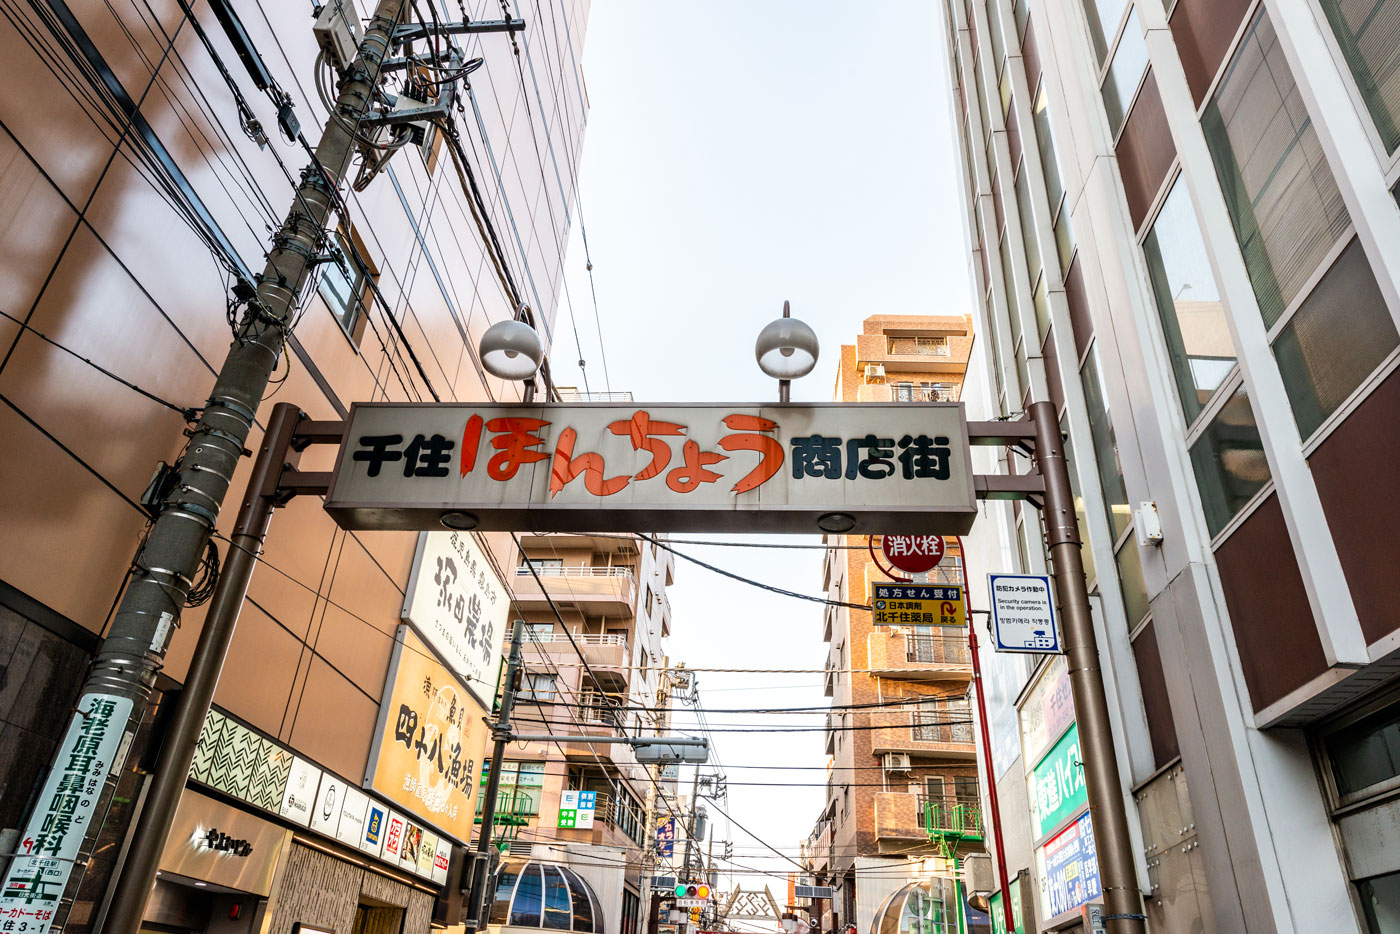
(872, 584, 966, 627)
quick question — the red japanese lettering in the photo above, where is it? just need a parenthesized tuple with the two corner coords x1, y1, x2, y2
(717, 414, 784, 493)
(485, 417, 550, 481)
(607, 410, 686, 480)
(550, 427, 630, 497)
(666, 440, 727, 493)
(460, 414, 484, 477)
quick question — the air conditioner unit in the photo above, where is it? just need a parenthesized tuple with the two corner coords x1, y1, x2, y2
(882, 753, 912, 772)
(313, 0, 362, 72)
(864, 364, 885, 379)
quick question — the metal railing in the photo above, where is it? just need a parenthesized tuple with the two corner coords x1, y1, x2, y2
(892, 385, 957, 403)
(529, 632, 628, 647)
(910, 704, 974, 744)
(516, 565, 635, 580)
(577, 691, 623, 724)
(888, 338, 950, 356)
(905, 633, 972, 666)
(556, 389, 636, 402)
(919, 796, 984, 839)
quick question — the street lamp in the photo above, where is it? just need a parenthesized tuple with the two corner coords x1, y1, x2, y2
(479, 305, 544, 400)
(755, 300, 819, 402)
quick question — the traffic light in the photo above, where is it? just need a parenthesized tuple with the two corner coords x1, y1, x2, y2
(673, 883, 712, 899)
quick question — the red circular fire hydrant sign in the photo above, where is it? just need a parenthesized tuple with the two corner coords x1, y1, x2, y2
(881, 534, 946, 573)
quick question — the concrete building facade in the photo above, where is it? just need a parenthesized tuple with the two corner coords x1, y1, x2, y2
(939, 0, 1400, 931)
(0, 2, 592, 934)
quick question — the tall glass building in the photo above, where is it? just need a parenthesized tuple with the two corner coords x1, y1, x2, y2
(941, 0, 1400, 931)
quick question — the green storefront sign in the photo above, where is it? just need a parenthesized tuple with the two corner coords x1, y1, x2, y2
(1029, 721, 1086, 841)
(988, 884, 1023, 934)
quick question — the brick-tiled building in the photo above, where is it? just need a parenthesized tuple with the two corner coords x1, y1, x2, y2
(800, 315, 983, 934)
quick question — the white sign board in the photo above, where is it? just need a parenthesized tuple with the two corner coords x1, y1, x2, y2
(403, 530, 508, 707)
(279, 756, 322, 826)
(0, 692, 133, 934)
(989, 574, 1060, 653)
(325, 403, 976, 534)
(336, 786, 372, 850)
(558, 790, 596, 829)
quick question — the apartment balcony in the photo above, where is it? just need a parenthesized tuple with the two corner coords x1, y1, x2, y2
(523, 633, 630, 692)
(866, 631, 972, 682)
(512, 565, 637, 615)
(855, 382, 959, 403)
(824, 713, 836, 755)
(806, 820, 834, 874)
(867, 708, 976, 759)
(873, 793, 984, 856)
(856, 329, 968, 375)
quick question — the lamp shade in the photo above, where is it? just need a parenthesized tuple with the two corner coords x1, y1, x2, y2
(479, 318, 544, 380)
(755, 316, 819, 379)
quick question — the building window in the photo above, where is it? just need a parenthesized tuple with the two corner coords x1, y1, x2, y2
(1082, 0, 1129, 63)
(1142, 177, 1235, 426)
(1318, 694, 1400, 932)
(1271, 237, 1399, 438)
(1115, 537, 1150, 629)
(318, 227, 376, 344)
(1203, 7, 1400, 440)
(1318, 0, 1400, 153)
(522, 557, 564, 572)
(520, 672, 557, 701)
(1079, 343, 1131, 538)
(1101, 8, 1148, 134)
(954, 776, 979, 804)
(478, 760, 546, 815)
(1202, 8, 1351, 330)
(524, 622, 555, 642)
(1324, 701, 1400, 803)
(1188, 383, 1271, 536)
(622, 889, 640, 934)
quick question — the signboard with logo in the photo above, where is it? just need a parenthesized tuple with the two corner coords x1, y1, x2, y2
(324, 403, 977, 534)
(656, 817, 676, 858)
(367, 627, 491, 844)
(0, 692, 132, 934)
(1028, 723, 1086, 842)
(155, 790, 291, 896)
(431, 836, 453, 885)
(403, 530, 509, 708)
(279, 756, 322, 827)
(1038, 810, 1100, 917)
(1019, 657, 1071, 766)
(362, 800, 389, 856)
(871, 584, 966, 627)
(881, 534, 946, 573)
(988, 883, 1023, 934)
(988, 574, 1060, 653)
(558, 790, 597, 829)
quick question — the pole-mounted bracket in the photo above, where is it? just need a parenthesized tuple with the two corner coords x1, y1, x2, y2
(391, 18, 525, 44)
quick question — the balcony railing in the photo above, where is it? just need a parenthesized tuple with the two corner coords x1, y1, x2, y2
(912, 702, 974, 744)
(516, 566, 635, 580)
(528, 632, 628, 647)
(905, 633, 971, 666)
(888, 338, 951, 356)
(921, 796, 984, 841)
(892, 385, 956, 403)
(556, 390, 635, 402)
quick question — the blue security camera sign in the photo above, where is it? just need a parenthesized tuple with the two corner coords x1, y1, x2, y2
(988, 574, 1061, 653)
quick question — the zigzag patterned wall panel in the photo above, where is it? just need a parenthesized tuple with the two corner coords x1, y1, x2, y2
(189, 709, 293, 813)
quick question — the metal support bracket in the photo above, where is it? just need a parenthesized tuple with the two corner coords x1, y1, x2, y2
(392, 18, 525, 43)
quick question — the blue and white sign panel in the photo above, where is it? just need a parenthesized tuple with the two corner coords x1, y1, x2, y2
(1039, 810, 1101, 917)
(988, 574, 1060, 653)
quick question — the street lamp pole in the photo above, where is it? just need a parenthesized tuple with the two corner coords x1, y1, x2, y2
(1027, 401, 1145, 932)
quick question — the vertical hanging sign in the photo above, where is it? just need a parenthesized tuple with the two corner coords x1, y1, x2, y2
(0, 692, 133, 934)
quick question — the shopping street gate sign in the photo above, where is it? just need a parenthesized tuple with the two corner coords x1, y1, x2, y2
(324, 402, 983, 534)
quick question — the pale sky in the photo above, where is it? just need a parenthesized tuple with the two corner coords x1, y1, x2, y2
(548, 0, 975, 917)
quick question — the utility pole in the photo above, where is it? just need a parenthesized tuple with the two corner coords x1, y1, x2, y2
(1028, 401, 1146, 933)
(682, 767, 701, 882)
(465, 621, 525, 933)
(5, 5, 409, 933)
